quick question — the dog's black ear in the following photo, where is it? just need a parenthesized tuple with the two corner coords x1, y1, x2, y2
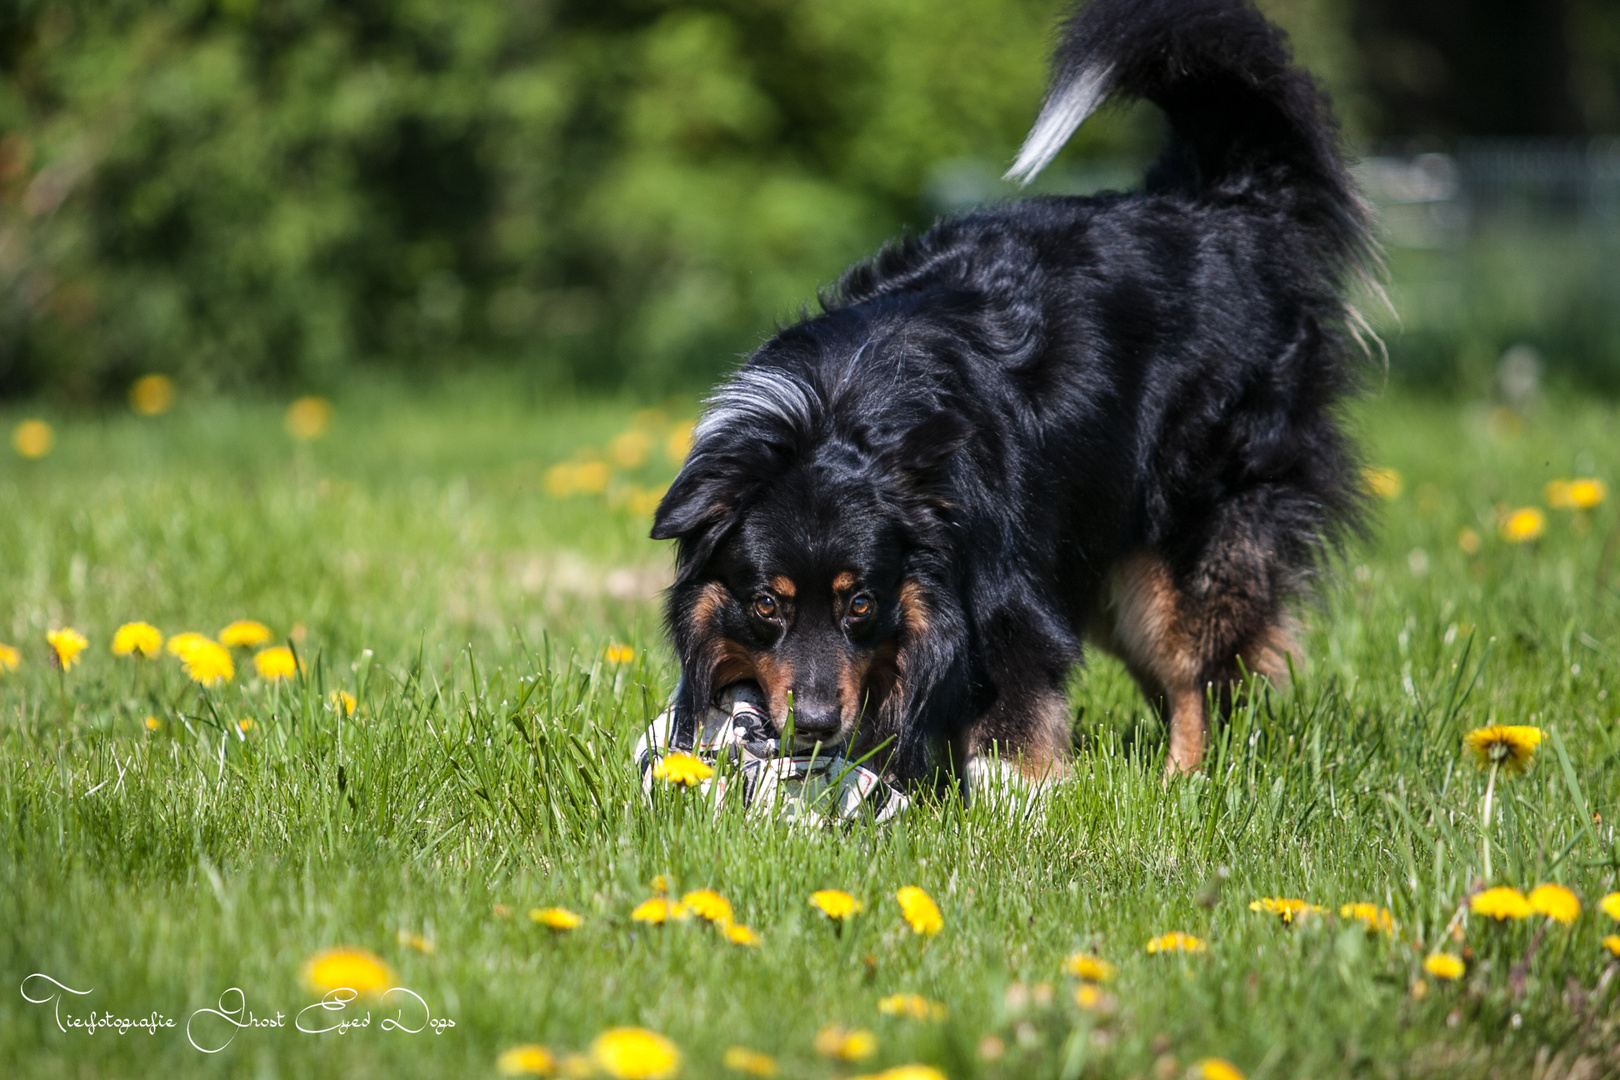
(652, 471, 753, 585)
(650, 467, 736, 541)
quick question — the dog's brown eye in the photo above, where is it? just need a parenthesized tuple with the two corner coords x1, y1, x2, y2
(849, 594, 873, 618)
(753, 595, 777, 619)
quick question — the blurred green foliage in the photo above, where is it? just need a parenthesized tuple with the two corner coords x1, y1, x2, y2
(0, 0, 1370, 400)
(0, 0, 1065, 397)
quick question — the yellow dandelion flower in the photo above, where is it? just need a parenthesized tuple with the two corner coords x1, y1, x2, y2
(47, 628, 89, 670)
(0, 643, 20, 674)
(1527, 883, 1580, 925)
(182, 640, 234, 685)
(144, 716, 161, 731)
(651, 751, 714, 787)
(554, 460, 611, 496)
(1547, 478, 1607, 510)
(628, 486, 666, 517)
(854, 1068, 947, 1080)
(13, 418, 54, 459)
(725, 924, 762, 947)
(605, 642, 636, 664)
(1063, 953, 1116, 982)
(397, 930, 435, 955)
(722, 1046, 777, 1076)
(631, 897, 688, 924)
(1362, 466, 1402, 500)
(112, 622, 163, 658)
(1568, 478, 1606, 509)
(681, 889, 732, 925)
(811, 890, 862, 921)
(1146, 931, 1206, 954)
(1248, 897, 1323, 924)
(1470, 886, 1534, 921)
(650, 874, 670, 894)
(896, 886, 943, 936)
(610, 429, 653, 468)
(1074, 983, 1106, 1010)
(1499, 507, 1545, 543)
(1604, 935, 1620, 957)
(497, 1044, 557, 1076)
(1423, 953, 1465, 981)
(165, 631, 211, 660)
(666, 422, 695, 464)
(581, 462, 612, 495)
(544, 463, 579, 497)
(590, 1027, 681, 1080)
(254, 646, 297, 680)
(129, 374, 176, 417)
(236, 718, 254, 735)
(878, 993, 944, 1020)
(814, 1025, 877, 1062)
(1463, 725, 1543, 774)
(531, 907, 583, 930)
(1339, 903, 1395, 935)
(1195, 1058, 1245, 1080)
(1601, 893, 1620, 921)
(219, 620, 272, 647)
(331, 690, 357, 716)
(302, 947, 393, 997)
(286, 396, 333, 440)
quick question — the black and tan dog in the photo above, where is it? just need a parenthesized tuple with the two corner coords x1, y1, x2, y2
(652, 0, 1374, 788)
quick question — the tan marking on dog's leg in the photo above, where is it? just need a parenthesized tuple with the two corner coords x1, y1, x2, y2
(967, 682, 1071, 784)
(1103, 550, 1304, 775)
(1104, 554, 1208, 775)
(1239, 616, 1300, 687)
(1019, 688, 1073, 780)
(1166, 689, 1207, 775)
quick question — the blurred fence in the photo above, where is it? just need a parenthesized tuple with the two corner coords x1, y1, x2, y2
(1354, 141, 1620, 396)
(1359, 140, 1620, 246)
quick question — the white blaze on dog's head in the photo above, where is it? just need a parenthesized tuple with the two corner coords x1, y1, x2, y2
(695, 367, 816, 445)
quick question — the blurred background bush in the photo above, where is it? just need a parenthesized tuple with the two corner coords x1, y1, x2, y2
(1, 0, 1618, 401)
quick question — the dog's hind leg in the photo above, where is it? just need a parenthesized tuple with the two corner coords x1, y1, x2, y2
(1097, 538, 1298, 775)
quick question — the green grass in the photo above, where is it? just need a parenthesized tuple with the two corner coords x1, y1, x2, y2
(2, 379, 1618, 1079)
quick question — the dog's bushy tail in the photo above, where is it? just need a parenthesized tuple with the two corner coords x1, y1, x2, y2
(1007, 0, 1373, 276)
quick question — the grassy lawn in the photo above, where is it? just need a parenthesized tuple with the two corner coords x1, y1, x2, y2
(2, 378, 1618, 1079)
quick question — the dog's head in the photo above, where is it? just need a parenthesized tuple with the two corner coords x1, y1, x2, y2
(651, 324, 967, 752)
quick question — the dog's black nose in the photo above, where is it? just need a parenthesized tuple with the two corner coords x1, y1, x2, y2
(791, 704, 842, 737)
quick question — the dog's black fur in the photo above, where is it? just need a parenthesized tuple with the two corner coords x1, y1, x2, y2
(651, 0, 1375, 786)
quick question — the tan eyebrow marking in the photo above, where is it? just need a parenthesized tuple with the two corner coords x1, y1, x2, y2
(770, 575, 796, 598)
(832, 571, 857, 593)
